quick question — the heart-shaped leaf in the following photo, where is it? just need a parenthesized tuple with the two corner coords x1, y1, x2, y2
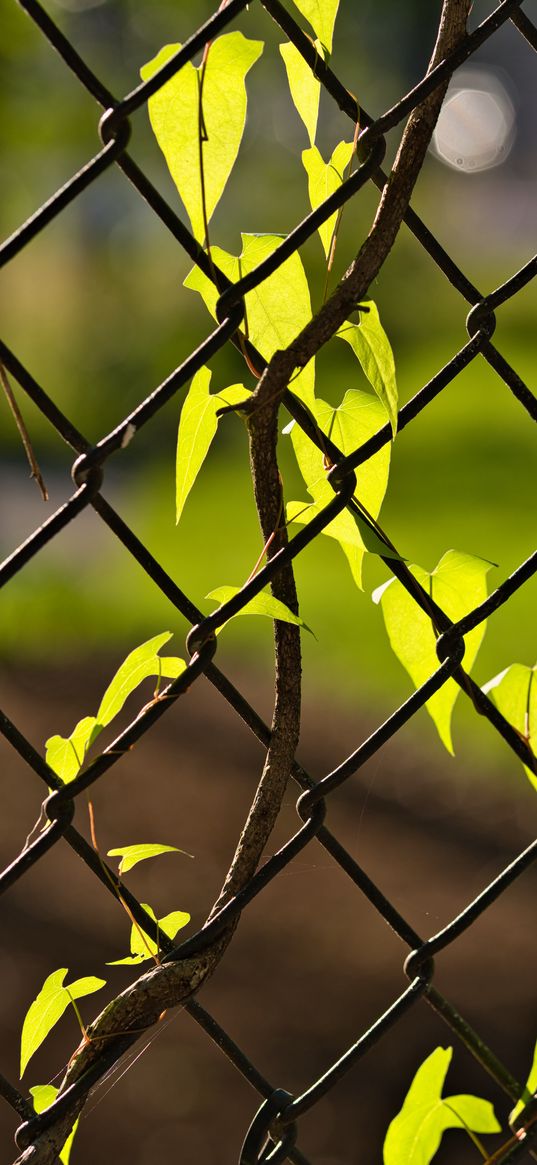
(302, 140, 354, 255)
(108, 904, 190, 966)
(45, 635, 185, 784)
(185, 233, 315, 407)
(373, 550, 494, 753)
(287, 388, 393, 587)
(21, 969, 105, 1078)
(384, 1047, 500, 1165)
(482, 662, 537, 788)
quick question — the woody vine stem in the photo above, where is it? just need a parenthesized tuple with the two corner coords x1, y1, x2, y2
(13, 1, 472, 1160)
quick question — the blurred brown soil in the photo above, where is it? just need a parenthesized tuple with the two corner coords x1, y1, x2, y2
(0, 659, 535, 1164)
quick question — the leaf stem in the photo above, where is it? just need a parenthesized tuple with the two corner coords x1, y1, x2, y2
(442, 1101, 490, 1160)
(64, 992, 89, 1045)
(87, 800, 160, 966)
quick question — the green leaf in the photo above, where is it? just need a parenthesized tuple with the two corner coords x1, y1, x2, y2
(108, 904, 190, 966)
(30, 1085, 79, 1165)
(96, 633, 185, 725)
(337, 302, 398, 436)
(206, 585, 312, 633)
(45, 634, 186, 783)
(45, 716, 100, 786)
(286, 499, 362, 589)
(511, 1038, 537, 1124)
(140, 34, 263, 241)
(107, 843, 190, 875)
(176, 367, 249, 523)
(287, 389, 393, 587)
(20, 970, 105, 1078)
(280, 40, 322, 145)
(373, 550, 494, 753)
(184, 233, 315, 407)
(290, 0, 340, 54)
(384, 1047, 500, 1165)
(482, 663, 537, 789)
(302, 140, 354, 256)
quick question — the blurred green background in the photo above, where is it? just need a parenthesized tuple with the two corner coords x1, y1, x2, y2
(1, 0, 535, 769)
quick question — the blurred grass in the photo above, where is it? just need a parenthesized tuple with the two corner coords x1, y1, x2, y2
(1, 0, 535, 774)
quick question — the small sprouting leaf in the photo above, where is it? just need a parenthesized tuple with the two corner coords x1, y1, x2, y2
(337, 302, 398, 436)
(96, 633, 185, 725)
(45, 716, 100, 786)
(176, 367, 249, 523)
(302, 140, 354, 256)
(373, 550, 494, 753)
(287, 388, 393, 587)
(107, 843, 190, 875)
(482, 663, 537, 789)
(280, 40, 323, 145)
(510, 1038, 537, 1125)
(206, 585, 312, 633)
(140, 34, 263, 241)
(108, 903, 190, 966)
(20, 969, 105, 1078)
(30, 1085, 79, 1165)
(383, 1047, 501, 1165)
(184, 233, 315, 406)
(290, 0, 340, 54)
(45, 634, 186, 784)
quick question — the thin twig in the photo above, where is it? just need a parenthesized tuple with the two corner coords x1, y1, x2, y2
(0, 363, 48, 501)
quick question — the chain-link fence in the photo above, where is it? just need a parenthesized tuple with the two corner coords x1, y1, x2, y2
(1, 0, 536, 1162)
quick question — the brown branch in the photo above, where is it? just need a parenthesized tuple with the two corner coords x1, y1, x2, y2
(210, 400, 302, 912)
(12, 3, 471, 1160)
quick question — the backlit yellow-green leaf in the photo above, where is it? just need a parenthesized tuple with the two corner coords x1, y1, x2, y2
(176, 367, 249, 523)
(384, 1047, 500, 1165)
(45, 635, 185, 783)
(30, 1085, 79, 1165)
(373, 550, 494, 753)
(290, 0, 340, 54)
(141, 34, 263, 241)
(510, 1038, 537, 1125)
(280, 40, 322, 145)
(184, 233, 315, 406)
(207, 585, 312, 633)
(45, 716, 99, 786)
(107, 843, 191, 875)
(286, 499, 363, 589)
(482, 662, 537, 788)
(302, 140, 354, 256)
(288, 388, 392, 587)
(21, 969, 105, 1078)
(108, 903, 190, 966)
(337, 302, 398, 436)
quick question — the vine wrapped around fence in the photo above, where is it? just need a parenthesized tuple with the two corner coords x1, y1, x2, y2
(1, 0, 536, 1162)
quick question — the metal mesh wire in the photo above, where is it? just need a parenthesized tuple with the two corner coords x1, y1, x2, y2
(1, 0, 536, 1161)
